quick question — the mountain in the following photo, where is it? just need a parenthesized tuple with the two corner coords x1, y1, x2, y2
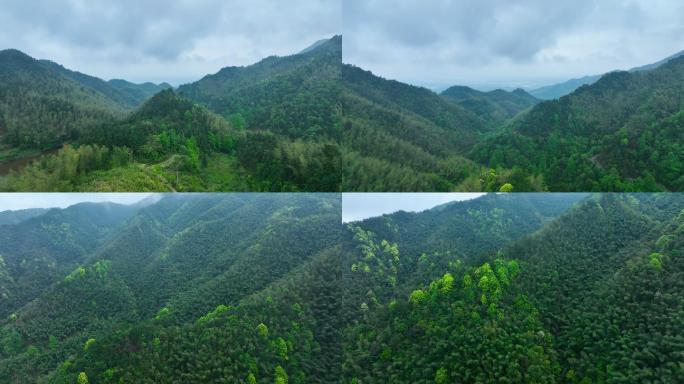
(0, 207, 48, 225)
(0, 49, 125, 149)
(529, 49, 684, 99)
(342, 65, 488, 191)
(0, 49, 172, 152)
(471, 55, 684, 191)
(178, 35, 342, 140)
(0, 202, 141, 319)
(528, 74, 602, 100)
(0, 193, 341, 383)
(298, 37, 333, 54)
(2, 193, 683, 382)
(38, 60, 170, 108)
(630, 49, 684, 71)
(107, 79, 172, 106)
(440, 85, 539, 124)
(502, 193, 684, 383)
(83, 89, 234, 154)
(340, 193, 684, 383)
(0, 37, 343, 192)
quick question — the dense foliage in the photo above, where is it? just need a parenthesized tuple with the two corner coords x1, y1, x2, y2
(341, 65, 487, 191)
(0, 49, 166, 150)
(0, 37, 342, 192)
(472, 57, 684, 192)
(1, 193, 682, 382)
(0, 194, 341, 383)
(338, 193, 684, 383)
(440, 85, 539, 125)
(342, 53, 684, 192)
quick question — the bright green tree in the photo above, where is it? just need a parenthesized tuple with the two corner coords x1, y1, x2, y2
(499, 183, 514, 192)
(274, 365, 288, 384)
(435, 367, 448, 384)
(77, 372, 89, 384)
(257, 323, 269, 338)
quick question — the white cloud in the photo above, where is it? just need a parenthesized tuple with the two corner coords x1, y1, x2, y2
(344, 0, 684, 89)
(0, 0, 340, 84)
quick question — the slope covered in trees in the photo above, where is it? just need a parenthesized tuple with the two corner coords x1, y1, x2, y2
(440, 86, 539, 125)
(2, 193, 682, 382)
(0, 50, 170, 152)
(0, 194, 341, 383)
(0, 37, 342, 192)
(340, 193, 684, 383)
(0, 207, 47, 225)
(343, 50, 684, 192)
(0, 203, 141, 319)
(0, 50, 125, 151)
(342, 65, 490, 191)
(342, 65, 555, 192)
(472, 56, 684, 191)
(179, 35, 341, 141)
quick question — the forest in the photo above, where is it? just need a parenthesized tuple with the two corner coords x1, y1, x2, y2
(0, 194, 342, 383)
(342, 51, 684, 192)
(0, 36, 341, 192)
(1, 192, 681, 383)
(2, 37, 682, 192)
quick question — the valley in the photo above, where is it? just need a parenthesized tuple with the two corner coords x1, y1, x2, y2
(343, 51, 684, 192)
(2, 193, 682, 382)
(0, 36, 342, 192)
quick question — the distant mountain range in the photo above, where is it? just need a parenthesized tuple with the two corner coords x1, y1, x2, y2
(0, 207, 48, 225)
(529, 49, 684, 99)
(343, 48, 684, 192)
(440, 85, 539, 124)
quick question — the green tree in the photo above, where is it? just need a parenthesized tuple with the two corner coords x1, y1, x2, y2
(499, 183, 514, 192)
(435, 367, 448, 384)
(183, 137, 200, 171)
(257, 323, 269, 338)
(84, 338, 95, 352)
(274, 365, 288, 384)
(77, 372, 89, 384)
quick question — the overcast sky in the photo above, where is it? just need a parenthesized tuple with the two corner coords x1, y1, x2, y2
(0, 0, 340, 85)
(344, 0, 684, 90)
(342, 193, 484, 222)
(0, 193, 156, 211)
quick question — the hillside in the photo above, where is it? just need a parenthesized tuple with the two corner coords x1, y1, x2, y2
(0, 50, 172, 152)
(440, 85, 539, 124)
(0, 194, 341, 383)
(342, 65, 489, 191)
(342, 49, 684, 192)
(38, 60, 170, 109)
(1, 193, 682, 382)
(0, 202, 140, 319)
(471, 56, 684, 191)
(106, 79, 172, 107)
(0, 37, 343, 192)
(178, 35, 341, 140)
(341, 193, 684, 383)
(0, 207, 47, 225)
(0, 50, 125, 150)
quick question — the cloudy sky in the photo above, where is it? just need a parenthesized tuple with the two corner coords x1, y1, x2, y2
(342, 193, 484, 222)
(0, 193, 156, 211)
(344, 0, 684, 90)
(0, 0, 340, 85)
